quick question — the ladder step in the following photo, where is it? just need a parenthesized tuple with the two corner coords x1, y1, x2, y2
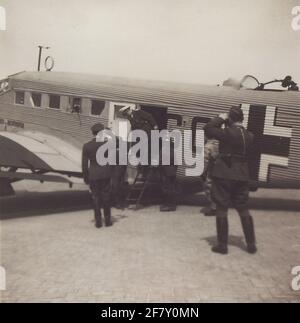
(126, 167, 161, 210)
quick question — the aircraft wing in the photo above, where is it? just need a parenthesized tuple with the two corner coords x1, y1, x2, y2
(0, 131, 84, 184)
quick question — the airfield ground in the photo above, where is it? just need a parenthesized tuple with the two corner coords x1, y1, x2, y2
(0, 182, 299, 303)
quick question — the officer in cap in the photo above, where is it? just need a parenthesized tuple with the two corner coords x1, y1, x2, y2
(119, 106, 158, 135)
(204, 106, 257, 255)
(82, 123, 112, 228)
(120, 106, 158, 176)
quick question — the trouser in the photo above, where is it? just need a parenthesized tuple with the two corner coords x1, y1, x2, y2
(129, 133, 152, 177)
(90, 178, 112, 225)
(211, 177, 250, 214)
(211, 177, 256, 247)
(111, 166, 127, 206)
(161, 172, 177, 207)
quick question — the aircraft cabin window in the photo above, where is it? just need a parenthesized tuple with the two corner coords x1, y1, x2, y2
(31, 93, 41, 107)
(15, 91, 25, 105)
(91, 100, 105, 116)
(71, 97, 81, 113)
(49, 94, 60, 109)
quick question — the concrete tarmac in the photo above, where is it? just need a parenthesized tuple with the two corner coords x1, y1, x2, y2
(0, 181, 299, 302)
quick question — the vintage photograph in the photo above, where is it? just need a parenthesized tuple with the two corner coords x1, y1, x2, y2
(0, 0, 299, 304)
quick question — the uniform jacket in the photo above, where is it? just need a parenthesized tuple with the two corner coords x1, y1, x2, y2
(129, 110, 158, 133)
(159, 139, 178, 177)
(111, 136, 128, 178)
(204, 117, 254, 181)
(82, 138, 112, 184)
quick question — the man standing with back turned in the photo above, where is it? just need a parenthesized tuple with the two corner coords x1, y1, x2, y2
(204, 106, 257, 255)
(82, 123, 112, 228)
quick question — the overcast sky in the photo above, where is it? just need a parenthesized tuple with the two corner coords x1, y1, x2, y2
(0, 0, 299, 85)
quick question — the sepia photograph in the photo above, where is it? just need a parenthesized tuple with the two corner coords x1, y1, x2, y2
(0, 0, 299, 306)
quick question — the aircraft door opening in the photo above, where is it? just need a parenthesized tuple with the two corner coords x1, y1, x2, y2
(140, 105, 168, 130)
(108, 102, 135, 141)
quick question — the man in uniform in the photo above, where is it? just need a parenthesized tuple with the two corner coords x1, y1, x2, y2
(120, 106, 158, 135)
(82, 123, 112, 228)
(111, 133, 128, 209)
(204, 106, 257, 255)
(120, 106, 158, 175)
(159, 135, 178, 212)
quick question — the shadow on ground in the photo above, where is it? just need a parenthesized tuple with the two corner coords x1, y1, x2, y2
(203, 235, 248, 252)
(181, 195, 300, 212)
(1, 189, 299, 220)
(0, 190, 93, 219)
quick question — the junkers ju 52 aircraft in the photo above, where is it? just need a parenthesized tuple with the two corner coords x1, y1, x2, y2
(0, 71, 299, 196)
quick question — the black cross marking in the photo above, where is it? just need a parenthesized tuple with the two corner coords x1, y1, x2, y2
(246, 105, 291, 181)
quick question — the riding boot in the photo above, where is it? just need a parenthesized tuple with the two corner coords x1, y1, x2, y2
(212, 217, 228, 255)
(103, 204, 112, 227)
(240, 213, 257, 254)
(160, 193, 177, 212)
(94, 209, 102, 228)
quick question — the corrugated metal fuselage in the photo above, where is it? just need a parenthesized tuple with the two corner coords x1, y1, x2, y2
(0, 71, 299, 188)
